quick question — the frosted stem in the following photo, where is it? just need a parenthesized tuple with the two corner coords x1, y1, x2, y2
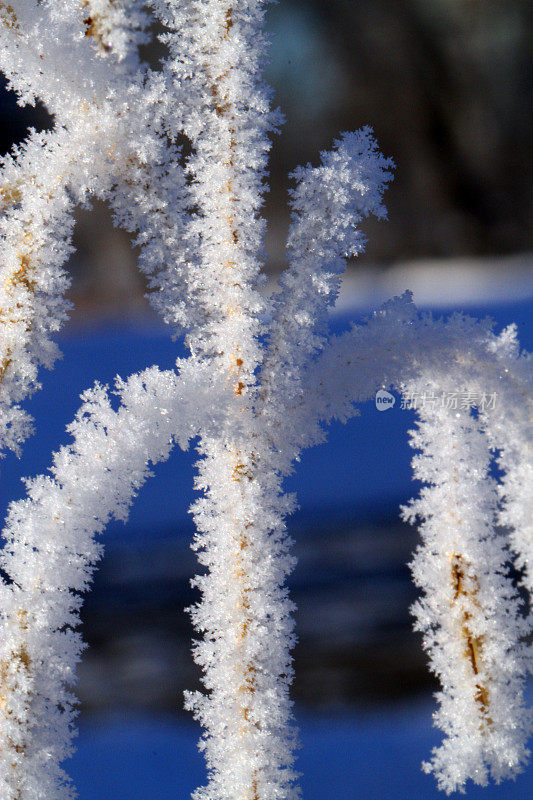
(0, 363, 216, 800)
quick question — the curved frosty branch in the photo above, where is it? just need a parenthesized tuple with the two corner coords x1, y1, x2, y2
(0, 360, 223, 800)
(0, 21, 193, 452)
(0, 126, 104, 454)
(0, 102, 154, 455)
(295, 293, 533, 791)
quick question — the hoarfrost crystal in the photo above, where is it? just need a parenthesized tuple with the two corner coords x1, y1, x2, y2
(0, 1, 531, 799)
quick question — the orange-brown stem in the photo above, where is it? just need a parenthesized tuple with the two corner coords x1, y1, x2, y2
(204, 10, 260, 797)
(450, 554, 490, 719)
(0, 244, 36, 388)
(0, 611, 32, 799)
(81, 0, 112, 53)
(0, 2, 19, 31)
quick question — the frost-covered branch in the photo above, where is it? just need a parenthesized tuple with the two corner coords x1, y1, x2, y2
(0, 1, 191, 451)
(297, 293, 533, 790)
(153, 4, 300, 799)
(260, 128, 393, 417)
(0, 1, 531, 799)
(405, 391, 530, 793)
(0, 361, 222, 800)
(0, 124, 113, 455)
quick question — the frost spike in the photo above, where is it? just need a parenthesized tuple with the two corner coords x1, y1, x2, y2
(295, 295, 532, 790)
(260, 128, 393, 417)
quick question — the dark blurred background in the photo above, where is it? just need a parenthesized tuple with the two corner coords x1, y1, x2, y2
(1, 4, 533, 796)
(265, 0, 533, 266)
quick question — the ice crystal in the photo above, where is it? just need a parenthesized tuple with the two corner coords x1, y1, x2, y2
(0, 2, 531, 798)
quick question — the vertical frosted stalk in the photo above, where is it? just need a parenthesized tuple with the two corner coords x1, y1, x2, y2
(179, 4, 298, 799)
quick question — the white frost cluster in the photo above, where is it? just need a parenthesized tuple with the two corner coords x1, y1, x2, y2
(0, 2, 531, 800)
